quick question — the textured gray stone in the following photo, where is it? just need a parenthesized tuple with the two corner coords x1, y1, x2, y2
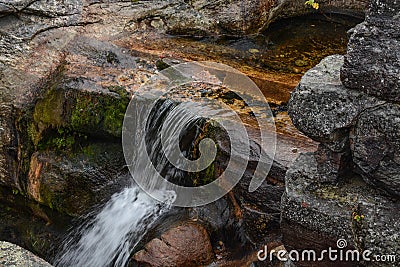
(288, 55, 382, 152)
(129, 0, 366, 35)
(282, 153, 400, 264)
(315, 143, 352, 183)
(0, 241, 53, 267)
(341, 0, 400, 101)
(351, 103, 400, 197)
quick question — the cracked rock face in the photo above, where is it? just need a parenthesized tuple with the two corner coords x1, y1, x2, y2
(341, 0, 400, 101)
(284, 0, 400, 262)
(351, 103, 400, 197)
(281, 153, 400, 261)
(0, 0, 83, 66)
(288, 55, 383, 152)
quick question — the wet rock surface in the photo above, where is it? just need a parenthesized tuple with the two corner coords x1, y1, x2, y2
(132, 222, 214, 267)
(0, 241, 53, 267)
(0, 0, 364, 265)
(27, 145, 130, 216)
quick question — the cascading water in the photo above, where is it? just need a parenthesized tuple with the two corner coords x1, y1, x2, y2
(55, 61, 275, 267)
(55, 91, 213, 267)
(55, 186, 175, 267)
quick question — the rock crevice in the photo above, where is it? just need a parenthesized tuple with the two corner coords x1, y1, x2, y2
(283, 0, 400, 263)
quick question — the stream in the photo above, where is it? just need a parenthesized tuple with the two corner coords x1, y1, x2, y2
(0, 12, 363, 267)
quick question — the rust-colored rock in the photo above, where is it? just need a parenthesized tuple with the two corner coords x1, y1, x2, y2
(133, 222, 214, 267)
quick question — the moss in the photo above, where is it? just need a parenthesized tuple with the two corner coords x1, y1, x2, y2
(201, 161, 216, 185)
(36, 127, 86, 151)
(33, 88, 64, 128)
(70, 88, 129, 137)
(32, 84, 129, 149)
(103, 95, 129, 136)
(70, 97, 101, 131)
(190, 120, 223, 186)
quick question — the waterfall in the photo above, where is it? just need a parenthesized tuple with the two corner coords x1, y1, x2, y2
(55, 61, 275, 267)
(55, 187, 175, 267)
(54, 97, 205, 267)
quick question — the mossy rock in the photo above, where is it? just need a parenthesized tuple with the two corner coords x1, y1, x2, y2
(26, 143, 128, 216)
(31, 84, 129, 149)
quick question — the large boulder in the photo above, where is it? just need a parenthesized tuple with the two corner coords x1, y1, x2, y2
(341, 0, 400, 101)
(270, 0, 367, 23)
(288, 55, 382, 152)
(128, 0, 367, 35)
(351, 103, 400, 197)
(27, 145, 129, 216)
(132, 222, 214, 267)
(281, 153, 400, 264)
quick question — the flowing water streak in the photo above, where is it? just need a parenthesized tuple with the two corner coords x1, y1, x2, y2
(55, 187, 175, 267)
(55, 98, 213, 267)
(54, 100, 194, 267)
(56, 63, 258, 265)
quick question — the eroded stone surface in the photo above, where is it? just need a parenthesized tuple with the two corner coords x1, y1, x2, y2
(0, 241, 53, 267)
(133, 222, 214, 267)
(288, 55, 383, 152)
(282, 153, 400, 263)
(351, 103, 400, 197)
(341, 0, 400, 101)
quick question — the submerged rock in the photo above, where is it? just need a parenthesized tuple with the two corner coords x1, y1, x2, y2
(0, 241, 53, 267)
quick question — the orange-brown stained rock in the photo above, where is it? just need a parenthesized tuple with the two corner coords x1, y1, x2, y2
(133, 222, 214, 267)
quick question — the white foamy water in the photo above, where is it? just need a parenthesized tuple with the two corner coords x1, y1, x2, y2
(55, 187, 176, 267)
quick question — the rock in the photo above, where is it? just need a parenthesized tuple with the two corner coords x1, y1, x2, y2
(283, 1, 400, 264)
(0, 185, 72, 262)
(189, 198, 231, 233)
(351, 103, 400, 197)
(341, 1, 400, 101)
(26, 144, 128, 216)
(0, 14, 154, 214)
(0, 105, 17, 188)
(368, 0, 400, 17)
(315, 143, 352, 183)
(0, 241, 53, 267)
(294, 59, 308, 67)
(281, 153, 400, 263)
(129, 0, 366, 35)
(271, 0, 367, 23)
(288, 55, 383, 152)
(132, 222, 214, 267)
(0, 0, 83, 66)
